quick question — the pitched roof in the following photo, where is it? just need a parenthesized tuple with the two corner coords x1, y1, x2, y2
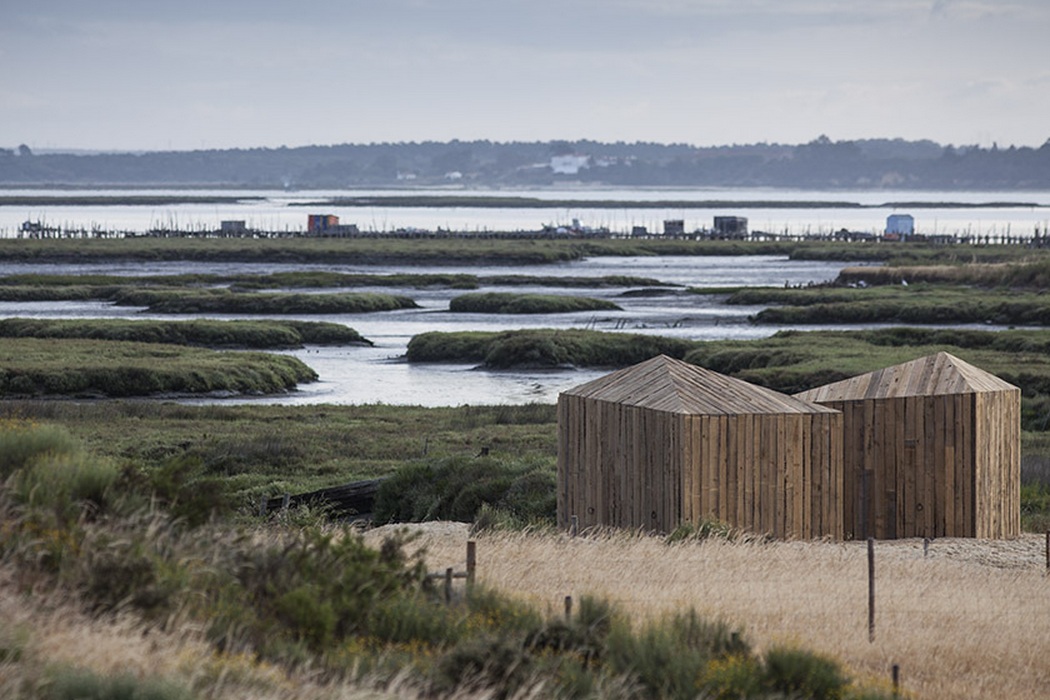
(794, 351, 1017, 403)
(561, 355, 837, 415)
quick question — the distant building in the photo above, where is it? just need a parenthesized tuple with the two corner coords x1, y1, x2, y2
(886, 214, 915, 236)
(713, 216, 749, 239)
(308, 214, 339, 233)
(550, 154, 590, 175)
(663, 219, 685, 236)
(220, 220, 246, 234)
(631, 225, 649, 238)
(307, 214, 359, 237)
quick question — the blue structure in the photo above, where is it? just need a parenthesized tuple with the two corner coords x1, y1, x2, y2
(886, 214, 915, 236)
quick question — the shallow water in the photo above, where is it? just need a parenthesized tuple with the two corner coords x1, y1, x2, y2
(3, 186, 1048, 238)
(0, 254, 859, 405)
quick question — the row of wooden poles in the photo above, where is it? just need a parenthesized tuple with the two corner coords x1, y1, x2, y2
(434, 537, 911, 698)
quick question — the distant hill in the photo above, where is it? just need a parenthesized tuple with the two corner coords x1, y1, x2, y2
(1, 137, 1048, 190)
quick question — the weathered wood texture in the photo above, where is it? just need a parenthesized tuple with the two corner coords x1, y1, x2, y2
(796, 352, 1020, 539)
(557, 355, 843, 539)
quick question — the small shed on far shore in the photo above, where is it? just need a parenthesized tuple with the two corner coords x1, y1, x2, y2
(557, 355, 843, 539)
(795, 352, 1020, 540)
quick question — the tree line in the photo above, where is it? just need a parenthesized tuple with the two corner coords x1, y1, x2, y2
(1, 136, 1048, 190)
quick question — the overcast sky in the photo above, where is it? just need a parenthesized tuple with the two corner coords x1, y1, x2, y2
(3, 0, 1048, 152)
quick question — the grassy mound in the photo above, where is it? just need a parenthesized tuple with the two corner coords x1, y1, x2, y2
(0, 318, 369, 348)
(0, 338, 316, 398)
(729, 284, 1050, 326)
(110, 288, 418, 314)
(406, 329, 695, 368)
(449, 292, 621, 314)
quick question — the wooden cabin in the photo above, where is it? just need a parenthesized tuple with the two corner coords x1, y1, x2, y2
(557, 355, 843, 539)
(795, 352, 1020, 539)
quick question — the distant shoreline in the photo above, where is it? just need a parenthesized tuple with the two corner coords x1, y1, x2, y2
(0, 193, 1041, 209)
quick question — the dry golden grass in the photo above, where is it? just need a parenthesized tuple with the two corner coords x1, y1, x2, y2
(8, 521, 1048, 699)
(0, 566, 410, 700)
(0, 559, 558, 700)
(373, 524, 1050, 700)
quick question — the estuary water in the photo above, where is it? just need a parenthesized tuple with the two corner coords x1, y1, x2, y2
(1, 184, 1044, 405)
(0, 255, 856, 406)
(2, 186, 1049, 238)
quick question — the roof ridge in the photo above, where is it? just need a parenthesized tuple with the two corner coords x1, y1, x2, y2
(562, 354, 836, 414)
(794, 351, 1016, 402)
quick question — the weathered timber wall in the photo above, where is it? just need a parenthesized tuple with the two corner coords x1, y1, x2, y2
(557, 395, 843, 539)
(814, 390, 1019, 539)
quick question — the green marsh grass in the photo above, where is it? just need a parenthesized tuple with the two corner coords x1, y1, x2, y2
(0, 337, 316, 398)
(731, 283, 1050, 326)
(0, 270, 665, 291)
(448, 292, 621, 314)
(406, 329, 695, 368)
(373, 455, 555, 526)
(0, 401, 561, 508)
(109, 288, 418, 314)
(0, 317, 369, 348)
(5, 235, 1048, 267)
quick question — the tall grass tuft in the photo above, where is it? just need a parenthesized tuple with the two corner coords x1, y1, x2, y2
(13, 450, 120, 525)
(45, 667, 194, 700)
(0, 420, 81, 480)
(373, 456, 555, 526)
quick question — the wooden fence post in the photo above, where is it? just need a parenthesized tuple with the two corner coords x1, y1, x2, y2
(564, 595, 573, 620)
(1045, 531, 1049, 571)
(892, 664, 900, 698)
(444, 567, 454, 603)
(868, 537, 876, 643)
(466, 540, 476, 589)
(571, 515, 578, 538)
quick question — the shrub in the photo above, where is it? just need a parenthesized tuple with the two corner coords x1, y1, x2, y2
(0, 420, 81, 480)
(604, 609, 748, 700)
(431, 635, 533, 700)
(373, 456, 556, 526)
(368, 593, 462, 647)
(701, 654, 765, 699)
(45, 667, 193, 700)
(12, 450, 120, 525)
(763, 645, 849, 699)
(208, 526, 427, 658)
(144, 455, 234, 526)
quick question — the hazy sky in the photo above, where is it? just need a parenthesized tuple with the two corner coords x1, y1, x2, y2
(3, 0, 1048, 151)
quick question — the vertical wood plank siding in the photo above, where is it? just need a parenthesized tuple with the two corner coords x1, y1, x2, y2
(557, 356, 844, 538)
(796, 352, 1020, 540)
